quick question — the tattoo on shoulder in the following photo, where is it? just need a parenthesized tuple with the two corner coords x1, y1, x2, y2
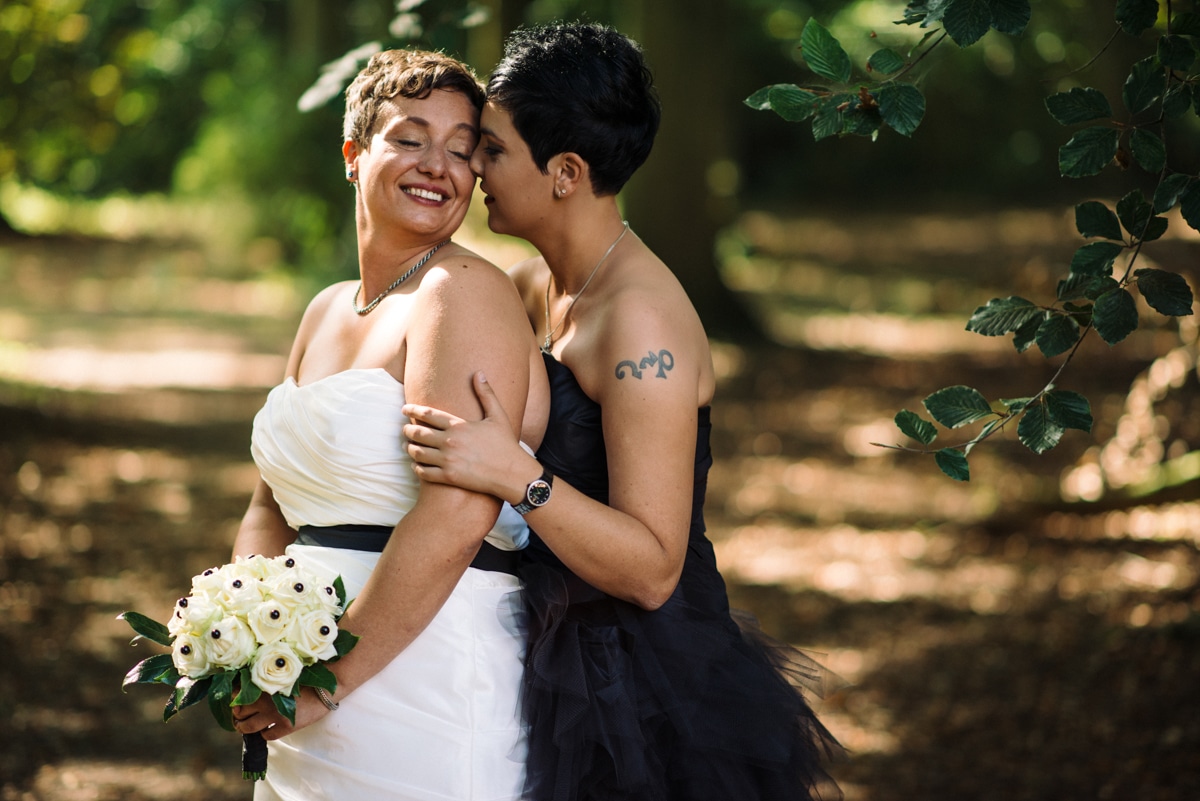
(615, 349, 675, 380)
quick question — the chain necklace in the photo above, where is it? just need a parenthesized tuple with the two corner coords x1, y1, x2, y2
(541, 221, 629, 354)
(352, 239, 450, 315)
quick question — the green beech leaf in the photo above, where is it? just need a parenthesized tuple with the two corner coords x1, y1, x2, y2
(842, 102, 882, 137)
(877, 83, 925, 136)
(1153, 174, 1192, 213)
(989, 0, 1031, 35)
(1017, 400, 1065, 454)
(965, 296, 1040, 336)
(1129, 128, 1166, 174)
(1069, 242, 1123, 276)
(122, 653, 178, 688)
(1158, 35, 1196, 71)
(1045, 88, 1113, 125)
(943, 0, 992, 46)
(744, 86, 773, 110)
(811, 96, 848, 140)
(1116, 0, 1161, 36)
(119, 611, 174, 647)
(1135, 269, 1195, 316)
(299, 663, 339, 693)
(1180, 182, 1200, 233)
(1116, 190, 1162, 240)
(1045, 390, 1093, 432)
(1084, 275, 1119, 301)
(1093, 289, 1139, 344)
(1074, 201, 1122, 240)
(1171, 11, 1200, 35)
(746, 84, 822, 122)
(924, 385, 994, 429)
(1163, 85, 1193, 118)
(895, 409, 938, 445)
(800, 19, 852, 83)
(1123, 57, 1166, 115)
(935, 448, 970, 481)
(273, 691, 298, 726)
(899, 0, 952, 27)
(1001, 396, 1032, 413)
(1035, 314, 1080, 358)
(207, 671, 236, 732)
(868, 49, 906, 74)
(1012, 312, 1043, 353)
(1058, 126, 1119, 177)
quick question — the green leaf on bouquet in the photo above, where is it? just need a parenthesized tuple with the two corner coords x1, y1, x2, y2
(1018, 400, 1065, 454)
(233, 666, 263, 707)
(273, 690, 298, 726)
(924, 385, 994, 429)
(334, 575, 349, 613)
(1045, 389, 1093, 433)
(895, 409, 938, 445)
(119, 611, 174, 647)
(299, 663, 338, 693)
(934, 448, 970, 482)
(1135, 269, 1195, 316)
(965, 296, 1040, 336)
(333, 627, 361, 659)
(122, 653, 178, 689)
(164, 676, 212, 723)
(208, 671, 236, 732)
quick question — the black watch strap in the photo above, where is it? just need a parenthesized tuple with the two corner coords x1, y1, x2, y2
(513, 467, 554, 515)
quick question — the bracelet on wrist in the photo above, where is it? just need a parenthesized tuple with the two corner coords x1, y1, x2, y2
(314, 687, 339, 711)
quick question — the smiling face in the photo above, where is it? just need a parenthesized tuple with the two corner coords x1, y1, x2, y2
(346, 88, 480, 242)
(469, 101, 553, 238)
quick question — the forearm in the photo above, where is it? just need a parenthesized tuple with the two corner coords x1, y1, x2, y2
(324, 488, 500, 699)
(232, 482, 295, 559)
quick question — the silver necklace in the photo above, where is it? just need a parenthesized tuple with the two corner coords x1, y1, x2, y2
(542, 221, 629, 354)
(352, 239, 450, 315)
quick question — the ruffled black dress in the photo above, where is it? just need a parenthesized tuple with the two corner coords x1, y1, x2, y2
(518, 354, 841, 801)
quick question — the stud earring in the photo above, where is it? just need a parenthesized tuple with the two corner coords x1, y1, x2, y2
(347, 169, 355, 181)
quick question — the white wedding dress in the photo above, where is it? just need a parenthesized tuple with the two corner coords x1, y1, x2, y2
(250, 368, 529, 800)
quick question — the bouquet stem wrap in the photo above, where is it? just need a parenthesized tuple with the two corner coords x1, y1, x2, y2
(243, 732, 268, 781)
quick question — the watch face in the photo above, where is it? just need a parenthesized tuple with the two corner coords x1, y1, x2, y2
(526, 479, 552, 507)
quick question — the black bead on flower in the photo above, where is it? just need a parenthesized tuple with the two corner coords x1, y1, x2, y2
(203, 569, 215, 576)
(211, 629, 221, 639)
(274, 657, 286, 668)
(180, 644, 192, 655)
(232, 579, 243, 589)
(270, 610, 280, 620)
(293, 582, 304, 593)
(324, 586, 334, 596)
(177, 597, 188, 608)
(319, 625, 330, 636)
(285, 558, 295, 568)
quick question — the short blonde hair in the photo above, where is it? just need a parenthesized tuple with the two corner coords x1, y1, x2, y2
(343, 49, 484, 148)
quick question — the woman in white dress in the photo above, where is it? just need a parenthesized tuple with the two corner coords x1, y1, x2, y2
(228, 49, 548, 800)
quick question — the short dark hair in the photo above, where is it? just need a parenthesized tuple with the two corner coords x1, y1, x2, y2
(344, 49, 485, 148)
(486, 22, 660, 196)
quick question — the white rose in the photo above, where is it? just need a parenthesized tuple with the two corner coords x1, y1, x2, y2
(289, 609, 339, 663)
(167, 593, 221, 638)
(189, 565, 225, 600)
(217, 566, 266, 618)
(266, 569, 319, 613)
(250, 641, 304, 696)
(247, 600, 293, 645)
(236, 553, 279, 581)
(171, 631, 212, 678)
(207, 615, 258, 670)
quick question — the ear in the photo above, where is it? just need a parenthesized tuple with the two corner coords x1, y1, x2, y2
(343, 140, 360, 175)
(550, 152, 589, 198)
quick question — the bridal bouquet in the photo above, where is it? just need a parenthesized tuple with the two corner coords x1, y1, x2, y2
(120, 553, 359, 780)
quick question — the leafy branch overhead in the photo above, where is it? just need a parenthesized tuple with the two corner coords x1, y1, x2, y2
(749, 0, 1198, 481)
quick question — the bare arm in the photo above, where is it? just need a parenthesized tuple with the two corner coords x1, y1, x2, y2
(231, 479, 296, 558)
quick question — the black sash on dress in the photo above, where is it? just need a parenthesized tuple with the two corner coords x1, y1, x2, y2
(296, 524, 520, 576)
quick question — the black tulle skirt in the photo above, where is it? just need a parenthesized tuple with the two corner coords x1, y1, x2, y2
(518, 556, 842, 801)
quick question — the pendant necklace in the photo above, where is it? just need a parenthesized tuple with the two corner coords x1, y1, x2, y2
(541, 221, 629, 354)
(352, 239, 450, 315)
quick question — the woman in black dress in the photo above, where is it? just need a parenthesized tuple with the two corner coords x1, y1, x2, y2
(402, 22, 841, 801)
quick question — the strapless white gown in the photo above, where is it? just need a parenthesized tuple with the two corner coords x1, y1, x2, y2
(250, 368, 528, 800)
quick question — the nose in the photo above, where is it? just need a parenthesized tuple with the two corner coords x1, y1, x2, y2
(469, 145, 485, 178)
(419, 146, 447, 177)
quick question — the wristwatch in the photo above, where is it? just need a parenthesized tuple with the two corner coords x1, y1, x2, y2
(513, 467, 554, 515)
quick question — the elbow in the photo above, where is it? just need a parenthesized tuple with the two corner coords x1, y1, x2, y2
(629, 571, 682, 612)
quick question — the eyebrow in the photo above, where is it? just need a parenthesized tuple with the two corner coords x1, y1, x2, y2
(479, 126, 504, 143)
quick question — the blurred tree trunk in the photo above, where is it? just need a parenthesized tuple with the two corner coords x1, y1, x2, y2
(620, 0, 760, 341)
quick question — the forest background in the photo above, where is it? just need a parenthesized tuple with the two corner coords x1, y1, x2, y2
(1, 1, 1199, 799)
